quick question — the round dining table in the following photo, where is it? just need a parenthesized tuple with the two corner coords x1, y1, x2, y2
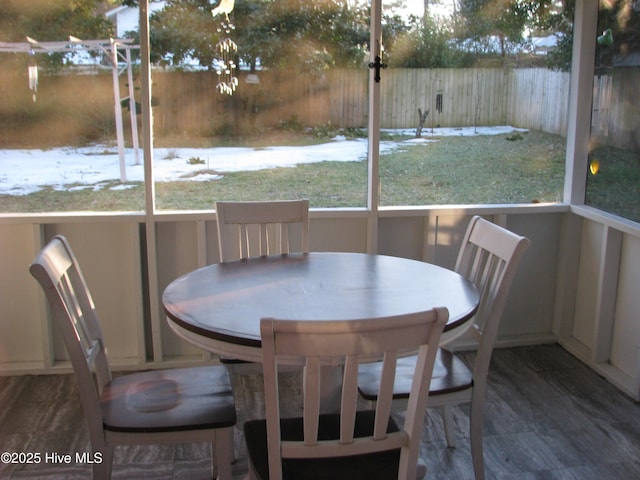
(163, 252, 480, 363)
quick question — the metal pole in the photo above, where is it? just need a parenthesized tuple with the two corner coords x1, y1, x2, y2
(111, 39, 127, 182)
(126, 47, 140, 165)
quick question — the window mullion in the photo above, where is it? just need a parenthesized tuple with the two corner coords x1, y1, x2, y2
(367, 0, 383, 253)
(563, 0, 598, 205)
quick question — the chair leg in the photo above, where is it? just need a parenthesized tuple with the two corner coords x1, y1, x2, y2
(92, 445, 113, 480)
(441, 405, 457, 448)
(469, 400, 485, 480)
(213, 427, 234, 480)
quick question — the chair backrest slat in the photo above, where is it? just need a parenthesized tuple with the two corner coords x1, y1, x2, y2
(303, 356, 321, 446)
(260, 309, 447, 479)
(373, 351, 397, 439)
(340, 356, 359, 444)
(216, 199, 309, 261)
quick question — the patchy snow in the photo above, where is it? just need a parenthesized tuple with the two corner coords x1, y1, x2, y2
(0, 126, 527, 196)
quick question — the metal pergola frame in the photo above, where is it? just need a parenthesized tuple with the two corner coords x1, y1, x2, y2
(0, 37, 141, 182)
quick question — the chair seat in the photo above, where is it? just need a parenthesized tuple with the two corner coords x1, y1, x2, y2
(101, 366, 237, 433)
(358, 348, 473, 401)
(244, 410, 403, 480)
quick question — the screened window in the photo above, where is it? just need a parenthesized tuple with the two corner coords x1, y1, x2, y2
(585, 2, 640, 223)
(150, 0, 369, 210)
(378, 0, 566, 206)
(0, 0, 582, 213)
(0, 2, 145, 213)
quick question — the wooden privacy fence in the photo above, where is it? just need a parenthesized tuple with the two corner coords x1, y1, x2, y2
(2, 66, 638, 150)
(507, 68, 571, 137)
(379, 68, 510, 129)
(151, 69, 370, 135)
(591, 67, 640, 151)
(151, 67, 573, 136)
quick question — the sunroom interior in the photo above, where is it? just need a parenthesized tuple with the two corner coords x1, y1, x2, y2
(0, 0, 639, 412)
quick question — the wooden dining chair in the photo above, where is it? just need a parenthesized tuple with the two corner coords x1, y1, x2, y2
(215, 199, 310, 372)
(244, 308, 448, 480)
(215, 199, 309, 262)
(358, 216, 530, 480)
(29, 235, 237, 480)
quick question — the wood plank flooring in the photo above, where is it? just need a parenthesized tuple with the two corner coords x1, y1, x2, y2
(0, 344, 639, 479)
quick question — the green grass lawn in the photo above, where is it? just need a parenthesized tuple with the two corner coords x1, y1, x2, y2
(1, 129, 638, 224)
(586, 144, 640, 222)
(379, 130, 566, 205)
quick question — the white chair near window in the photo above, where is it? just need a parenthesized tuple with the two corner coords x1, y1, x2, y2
(358, 216, 530, 480)
(215, 199, 309, 262)
(215, 199, 310, 373)
(244, 308, 448, 480)
(29, 235, 237, 480)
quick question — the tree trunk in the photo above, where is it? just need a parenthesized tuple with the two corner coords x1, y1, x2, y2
(416, 108, 429, 137)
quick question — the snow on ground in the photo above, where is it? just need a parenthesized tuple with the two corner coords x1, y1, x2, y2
(0, 126, 525, 196)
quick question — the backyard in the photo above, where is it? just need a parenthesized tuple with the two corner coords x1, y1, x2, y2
(0, 127, 637, 221)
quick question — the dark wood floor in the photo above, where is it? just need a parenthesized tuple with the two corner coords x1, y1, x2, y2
(1, 344, 639, 479)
